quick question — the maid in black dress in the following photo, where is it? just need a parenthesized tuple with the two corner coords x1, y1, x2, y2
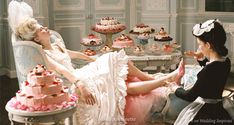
(173, 19, 233, 125)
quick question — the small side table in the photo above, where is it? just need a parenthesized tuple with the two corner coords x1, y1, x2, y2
(5, 102, 77, 125)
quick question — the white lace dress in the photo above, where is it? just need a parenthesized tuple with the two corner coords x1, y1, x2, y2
(44, 48, 128, 125)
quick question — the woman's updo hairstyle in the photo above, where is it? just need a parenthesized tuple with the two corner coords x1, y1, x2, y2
(193, 19, 228, 56)
(15, 18, 38, 41)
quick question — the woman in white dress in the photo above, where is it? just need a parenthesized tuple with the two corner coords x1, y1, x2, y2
(14, 17, 185, 125)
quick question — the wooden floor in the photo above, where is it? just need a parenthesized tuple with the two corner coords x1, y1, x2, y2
(0, 76, 22, 125)
(0, 74, 233, 125)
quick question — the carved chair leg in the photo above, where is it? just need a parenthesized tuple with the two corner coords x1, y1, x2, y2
(8, 113, 14, 125)
(68, 116, 73, 125)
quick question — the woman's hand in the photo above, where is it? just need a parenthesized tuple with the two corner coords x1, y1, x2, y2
(87, 57, 96, 62)
(77, 81, 96, 105)
(184, 51, 204, 60)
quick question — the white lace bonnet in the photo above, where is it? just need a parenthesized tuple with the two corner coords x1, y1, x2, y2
(8, 0, 33, 34)
(192, 19, 221, 37)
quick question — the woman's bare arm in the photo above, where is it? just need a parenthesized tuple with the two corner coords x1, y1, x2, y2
(45, 54, 78, 83)
(54, 39, 95, 62)
(44, 55, 96, 105)
(66, 49, 95, 62)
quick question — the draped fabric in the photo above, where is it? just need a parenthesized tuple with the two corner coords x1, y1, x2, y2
(174, 97, 222, 125)
(45, 49, 129, 125)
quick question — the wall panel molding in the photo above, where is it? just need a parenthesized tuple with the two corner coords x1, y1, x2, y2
(95, 0, 125, 10)
(141, 13, 171, 18)
(223, 23, 234, 72)
(143, 0, 167, 11)
(54, 12, 86, 21)
(24, 0, 40, 16)
(178, 0, 198, 13)
(0, 22, 3, 68)
(129, 0, 137, 29)
(179, 22, 197, 50)
(55, 22, 86, 50)
(53, 0, 85, 11)
(55, 23, 86, 36)
(95, 13, 126, 20)
(180, 0, 196, 10)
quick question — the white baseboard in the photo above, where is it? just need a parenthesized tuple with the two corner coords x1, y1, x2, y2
(0, 68, 17, 78)
(0, 68, 7, 76)
(230, 57, 234, 73)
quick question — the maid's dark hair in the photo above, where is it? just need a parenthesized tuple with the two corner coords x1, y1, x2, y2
(197, 21, 228, 56)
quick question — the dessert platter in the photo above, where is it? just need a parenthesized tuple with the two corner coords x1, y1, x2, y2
(133, 45, 145, 56)
(100, 45, 113, 54)
(112, 34, 134, 49)
(81, 33, 102, 47)
(129, 23, 155, 55)
(162, 41, 181, 53)
(83, 16, 181, 56)
(149, 43, 160, 52)
(6, 64, 77, 113)
(92, 17, 126, 34)
(83, 48, 97, 56)
(148, 27, 177, 54)
(91, 17, 126, 47)
(81, 34, 103, 56)
(137, 33, 151, 45)
(154, 27, 173, 42)
(148, 41, 181, 54)
(129, 23, 155, 34)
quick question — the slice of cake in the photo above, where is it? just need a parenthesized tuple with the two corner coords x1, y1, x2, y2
(81, 34, 102, 46)
(162, 44, 174, 53)
(112, 34, 134, 48)
(92, 17, 126, 33)
(138, 33, 150, 40)
(154, 27, 173, 41)
(83, 48, 97, 56)
(8, 64, 77, 112)
(130, 23, 154, 34)
(149, 43, 160, 51)
(100, 45, 113, 53)
(133, 45, 144, 56)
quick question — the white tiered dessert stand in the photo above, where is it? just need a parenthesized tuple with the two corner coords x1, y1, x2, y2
(129, 29, 155, 55)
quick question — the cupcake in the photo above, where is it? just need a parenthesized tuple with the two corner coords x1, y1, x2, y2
(133, 46, 144, 56)
(100, 45, 113, 53)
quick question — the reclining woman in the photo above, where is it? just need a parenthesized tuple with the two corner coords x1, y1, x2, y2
(15, 17, 185, 125)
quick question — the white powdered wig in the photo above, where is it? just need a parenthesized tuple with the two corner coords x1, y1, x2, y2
(8, 0, 33, 34)
(15, 18, 38, 41)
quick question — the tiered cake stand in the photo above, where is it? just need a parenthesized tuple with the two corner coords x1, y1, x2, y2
(129, 29, 155, 55)
(80, 42, 103, 51)
(92, 27, 126, 47)
(154, 37, 173, 54)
